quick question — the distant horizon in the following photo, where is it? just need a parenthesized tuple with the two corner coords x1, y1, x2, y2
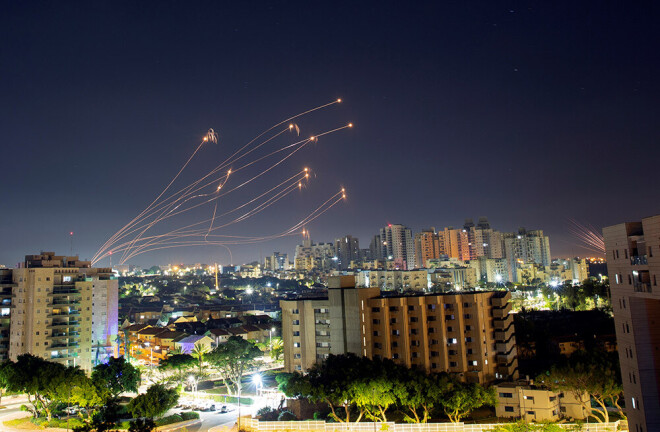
(2, 216, 606, 268)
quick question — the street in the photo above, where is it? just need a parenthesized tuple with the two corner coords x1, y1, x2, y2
(0, 396, 253, 432)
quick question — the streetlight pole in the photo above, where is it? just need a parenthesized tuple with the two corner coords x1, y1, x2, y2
(269, 327, 275, 347)
(238, 384, 242, 432)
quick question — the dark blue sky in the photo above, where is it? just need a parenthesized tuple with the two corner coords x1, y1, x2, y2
(2, 1, 659, 267)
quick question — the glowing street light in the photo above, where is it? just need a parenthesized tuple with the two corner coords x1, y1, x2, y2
(269, 327, 276, 347)
(252, 374, 263, 396)
(188, 375, 198, 398)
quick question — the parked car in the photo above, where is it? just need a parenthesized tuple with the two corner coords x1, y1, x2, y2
(219, 405, 228, 413)
(63, 406, 79, 415)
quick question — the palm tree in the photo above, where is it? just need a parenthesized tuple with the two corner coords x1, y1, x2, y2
(168, 346, 184, 356)
(191, 344, 210, 374)
(270, 337, 283, 361)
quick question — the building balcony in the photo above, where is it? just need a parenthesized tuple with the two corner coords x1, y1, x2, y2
(491, 295, 509, 308)
(50, 310, 80, 317)
(492, 303, 512, 319)
(49, 330, 80, 337)
(493, 319, 510, 330)
(497, 354, 518, 368)
(634, 282, 652, 293)
(496, 339, 516, 354)
(52, 299, 80, 306)
(51, 352, 79, 360)
(52, 289, 81, 296)
(494, 326, 515, 342)
(496, 359, 518, 375)
(630, 255, 648, 266)
(48, 321, 80, 328)
(50, 342, 80, 349)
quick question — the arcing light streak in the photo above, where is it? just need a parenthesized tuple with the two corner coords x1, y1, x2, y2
(117, 189, 347, 262)
(93, 100, 351, 265)
(100, 109, 325, 262)
(100, 170, 309, 260)
(121, 172, 310, 260)
(568, 218, 606, 255)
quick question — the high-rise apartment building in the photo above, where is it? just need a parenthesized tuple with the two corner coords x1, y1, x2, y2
(604, 217, 660, 432)
(379, 224, 415, 270)
(0, 270, 13, 360)
(264, 252, 289, 271)
(281, 276, 518, 384)
(294, 240, 335, 271)
(414, 229, 441, 268)
(334, 235, 360, 270)
(503, 229, 552, 283)
(357, 269, 430, 291)
(8, 252, 118, 373)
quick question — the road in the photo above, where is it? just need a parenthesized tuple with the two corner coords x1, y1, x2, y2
(163, 403, 257, 432)
(0, 396, 252, 432)
(0, 396, 32, 431)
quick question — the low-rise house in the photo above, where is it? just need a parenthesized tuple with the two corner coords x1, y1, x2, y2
(175, 334, 214, 354)
(206, 328, 231, 347)
(495, 380, 587, 421)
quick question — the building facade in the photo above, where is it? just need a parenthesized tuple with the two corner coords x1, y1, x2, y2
(414, 229, 441, 268)
(604, 217, 660, 432)
(503, 229, 552, 283)
(281, 276, 518, 384)
(264, 252, 289, 271)
(495, 381, 587, 422)
(334, 235, 360, 270)
(9, 252, 118, 373)
(379, 224, 415, 270)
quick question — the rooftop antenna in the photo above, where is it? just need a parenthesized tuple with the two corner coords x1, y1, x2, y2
(215, 262, 219, 291)
(69, 231, 74, 256)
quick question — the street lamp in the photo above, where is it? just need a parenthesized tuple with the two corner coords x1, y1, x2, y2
(269, 327, 276, 347)
(188, 375, 197, 399)
(143, 342, 160, 367)
(252, 374, 263, 397)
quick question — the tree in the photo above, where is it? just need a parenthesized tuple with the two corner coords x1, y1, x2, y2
(270, 337, 283, 361)
(158, 354, 196, 388)
(441, 382, 496, 423)
(3, 354, 86, 420)
(207, 336, 261, 396)
(70, 373, 106, 420)
(536, 350, 623, 422)
(128, 384, 179, 419)
(398, 371, 452, 423)
(351, 377, 400, 422)
(486, 422, 580, 432)
(128, 418, 156, 432)
(190, 344, 210, 375)
(92, 356, 141, 398)
(279, 354, 379, 423)
(0, 361, 14, 407)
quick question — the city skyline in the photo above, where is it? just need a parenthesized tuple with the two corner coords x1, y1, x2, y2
(2, 2, 659, 266)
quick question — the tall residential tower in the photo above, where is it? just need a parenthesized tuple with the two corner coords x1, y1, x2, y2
(604, 217, 660, 432)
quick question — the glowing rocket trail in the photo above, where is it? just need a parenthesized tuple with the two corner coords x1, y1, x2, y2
(93, 100, 352, 265)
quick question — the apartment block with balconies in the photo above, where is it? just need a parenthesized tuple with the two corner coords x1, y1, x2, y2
(604, 216, 660, 432)
(281, 297, 332, 372)
(281, 276, 518, 384)
(366, 290, 517, 384)
(0, 270, 14, 360)
(8, 253, 118, 374)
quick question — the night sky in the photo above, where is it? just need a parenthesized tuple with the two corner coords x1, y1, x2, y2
(2, 1, 659, 267)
